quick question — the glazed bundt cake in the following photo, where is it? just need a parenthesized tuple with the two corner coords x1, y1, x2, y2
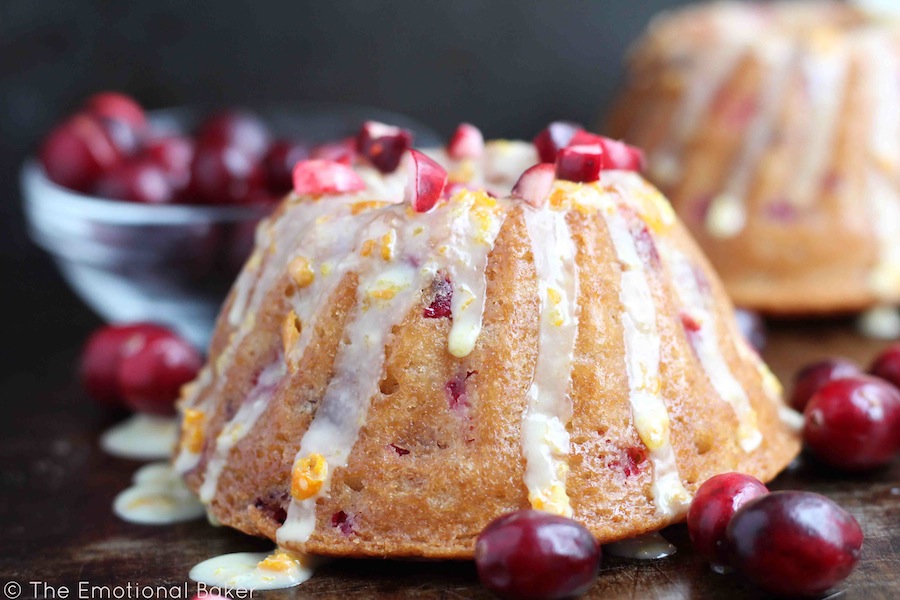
(607, 0, 900, 314)
(175, 125, 800, 558)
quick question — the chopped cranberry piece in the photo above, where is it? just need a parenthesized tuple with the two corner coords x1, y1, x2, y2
(567, 131, 644, 171)
(356, 121, 413, 173)
(790, 358, 860, 412)
(39, 113, 122, 192)
(868, 343, 900, 389)
(95, 159, 174, 204)
(144, 135, 194, 192)
(331, 510, 355, 535)
(803, 375, 900, 470)
(555, 144, 603, 183)
(190, 143, 267, 204)
(511, 163, 556, 208)
(195, 110, 271, 159)
(726, 491, 863, 597)
(84, 92, 147, 133)
(254, 496, 288, 525)
(310, 137, 356, 165)
(680, 312, 702, 333)
(445, 371, 476, 410)
(80, 323, 171, 409)
(388, 443, 410, 456)
(292, 159, 366, 196)
(263, 139, 310, 195)
(475, 510, 600, 600)
(629, 218, 660, 266)
(610, 445, 648, 477)
(447, 123, 485, 160)
(405, 150, 447, 212)
(533, 121, 582, 163)
(118, 329, 203, 416)
(734, 309, 767, 352)
(687, 473, 768, 565)
(424, 274, 453, 319)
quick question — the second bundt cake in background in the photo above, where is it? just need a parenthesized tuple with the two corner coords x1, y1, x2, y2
(607, 0, 900, 314)
(175, 122, 800, 558)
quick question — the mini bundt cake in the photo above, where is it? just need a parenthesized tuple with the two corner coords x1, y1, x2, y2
(175, 123, 800, 558)
(607, 1, 900, 314)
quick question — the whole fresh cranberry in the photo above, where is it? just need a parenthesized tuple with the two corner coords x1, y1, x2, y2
(95, 159, 174, 204)
(790, 358, 860, 412)
(533, 121, 582, 163)
(39, 113, 122, 192)
(144, 135, 194, 192)
(190, 143, 267, 204)
(726, 491, 863, 597)
(869, 343, 900, 389)
(84, 92, 147, 133)
(733, 309, 766, 352)
(263, 139, 310, 195)
(118, 331, 203, 416)
(687, 473, 768, 565)
(475, 510, 600, 600)
(803, 375, 900, 470)
(80, 323, 171, 408)
(195, 110, 271, 159)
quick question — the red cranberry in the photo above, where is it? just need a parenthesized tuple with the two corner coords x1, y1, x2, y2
(95, 159, 174, 204)
(869, 343, 900, 389)
(424, 274, 453, 319)
(356, 121, 413, 173)
(687, 473, 768, 565)
(555, 145, 603, 183)
(292, 159, 365, 196)
(190, 143, 267, 204)
(734, 308, 767, 353)
(405, 150, 447, 212)
(511, 163, 556, 208)
(803, 375, 900, 470)
(39, 114, 122, 192)
(80, 323, 170, 408)
(263, 139, 309, 195)
(475, 510, 600, 600)
(118, 331, 203, 416)
(144, 135, 194, 192)
(196, 110, 271, 159)
(567, 131, 643, 171)
(790, 358, 860, 412)
(310, 137, 357, 165)
(84, 92, 147, 133)
(726, 491, 863, 597)
(447, 123, 485, 160)
(533, 121, 582, 163)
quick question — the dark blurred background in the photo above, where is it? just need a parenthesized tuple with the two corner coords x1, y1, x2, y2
(1, 0, 690, 380)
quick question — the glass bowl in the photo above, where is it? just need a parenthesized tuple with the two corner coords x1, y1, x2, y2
(21, 105, 441, 348)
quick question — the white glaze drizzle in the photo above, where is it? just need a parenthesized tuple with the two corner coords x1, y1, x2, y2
(189, 549, 317, 591)
(520, 206, 580, 517)
(100, 414, 178, 460)
(605, 532, 677, 560)
(113, 462, 204, 525)
(665, 248, 761, 451)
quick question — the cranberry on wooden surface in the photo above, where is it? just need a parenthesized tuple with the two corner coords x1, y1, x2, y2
(356, 121, 413, 173)
(869, 343, 900, 389)
(263, 139, 310, 195)
(292, 159, 365, 196)
(475, 510, 600, 600)
(80, 323, 170, 408)
(686, 473, 768, 565)
(39, 114, 122, 192)
(95, 159, 174, 204)
(790, 358, 860, 412)
(726, 491, 863, 597)
(405, 150, 447, 212)
(195, 110, 271, 159)
(447, 123, 485, 160)
(84, 92, 147, 133)
(533, 121, 582, 163)
(511, 163, 556, 208)
(119, 331, 203, 416)
(190, 143, 267, 204)
(555, 145, 603, 183)
(803, 375, 900, 470)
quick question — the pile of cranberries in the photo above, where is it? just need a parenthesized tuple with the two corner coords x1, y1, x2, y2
(39, 91, 309, 204)
(80, 323, 202, 416)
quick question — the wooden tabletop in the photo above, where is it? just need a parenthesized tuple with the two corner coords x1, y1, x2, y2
(1, 321, 898, 599)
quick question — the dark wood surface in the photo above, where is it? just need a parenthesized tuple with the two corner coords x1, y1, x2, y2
(1, 321, 898, 599)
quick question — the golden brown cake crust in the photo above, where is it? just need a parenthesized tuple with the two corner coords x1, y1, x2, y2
(177, 164, 799, 559)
